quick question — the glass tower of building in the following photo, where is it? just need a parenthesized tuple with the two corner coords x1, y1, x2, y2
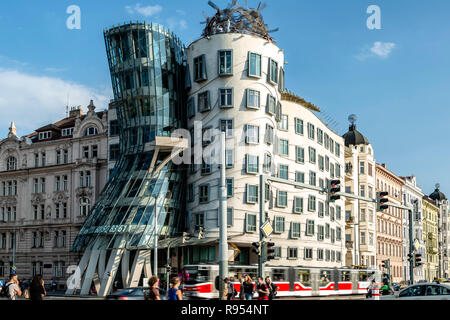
(69, 22, 188, 296)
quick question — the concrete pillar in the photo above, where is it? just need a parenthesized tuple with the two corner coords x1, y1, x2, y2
(80, 248, 101, 295)
(65, 247, 91, 295)
(128, 250, 150, 288)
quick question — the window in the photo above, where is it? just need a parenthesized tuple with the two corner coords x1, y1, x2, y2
(317, 129, 324, 144)
(225, 149, 234, 168)
(226, 178, 233, 197)
(360, 209, 366, 222)
(79, 198, 90, 216)
(268, 58, 278, 84)
(336, 206, 342, 220)
(246, 125, 259, 144)
(360, 185, 365, 197)
(246, 214, 257, 232)
(38, 131, 51, 140)
(265, 124, 274, 144)
(306, 220, 315, 236)
(335, 143, 340, 157)
(6, 157, 17, 171)
(109, 144, 120, 161)
(325, 223, 330, 238)
(41, 152, 46, 166)
(247, 89, 260, 109)
(277, 191, 287, 207)
(368, 164, 373, 177)
(318, 201, 325, 217)
(55, 176, 61, 192)
(309, 147, 316, 163)
(218, 50, 232, 75)
(219, 119, 234, 139)
(318, 225, 324, 241)
(248, 52, 261, 77)
(56, 150, 61, 164)
(187, 97, 196, 119)
(83, 146, 89, 158)
(295, 146, 305, 163)
(307, 123, 315, 140)
(330, 163, 335, 178)
(263, 153, 272, 173)
(335, 165, 341, 178)
(247, 185, 258, 203)
(198, 91, 211, 112)
(294, 197, 303, 214)
(279, 139, 289, 156)
(63, 150, 68, 163)
(308, 196, 316, 212)
(40, 178, 46, 193)
(317, 249, 324, 260)
(360, 232, 366, 245)
(199, 185, 210, 203)
(246, 155, 259, 174)
(85, 127, 98, 136)
(295, 118, 304, 135)
(274, 217, 285, 233)
(187, 184, 194, 203)
(288, 247, 298, 259)
(360, 161, 365, 174)
(266, 95, 276, 115)
(279, 115, 288, 131)
(279, 165, 289, 180)
(219, 88, 233, 108)
(194, 55, 207, 82)
(304, 248, 313, 260)
(194, 213, 204, 231)
(91, 145, 98, 158)
(295, 171, 305, 183)
(227, 208, 234, 227)
(309, 171, 316, 186)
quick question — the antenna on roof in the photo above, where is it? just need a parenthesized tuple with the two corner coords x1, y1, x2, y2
(66, 93, 70, 118)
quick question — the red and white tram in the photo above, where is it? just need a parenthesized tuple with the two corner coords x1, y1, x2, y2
(182, 264, 382, 299)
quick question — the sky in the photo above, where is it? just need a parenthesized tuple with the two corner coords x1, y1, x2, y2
(0, 0, 449, 195)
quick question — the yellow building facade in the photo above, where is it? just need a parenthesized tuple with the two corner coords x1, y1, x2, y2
(422, 196, 439, 282)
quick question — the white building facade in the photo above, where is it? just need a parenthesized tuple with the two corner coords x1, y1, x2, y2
(183, 32, 346, 269)
(342, 124, 377, 269)
(0, 102, 109, 289)
(401, 176, 425, 282)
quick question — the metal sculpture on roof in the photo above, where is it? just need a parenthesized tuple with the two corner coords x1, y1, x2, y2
(201, 0, 278, 41)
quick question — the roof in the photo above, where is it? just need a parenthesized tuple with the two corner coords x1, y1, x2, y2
(342, 124, 370, 147)
(429, 188, 447, 201)
(281, 91, 320, 112)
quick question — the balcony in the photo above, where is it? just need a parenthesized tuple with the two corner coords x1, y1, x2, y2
(346, 241, 354, 250)
(345, 216, 355, 224)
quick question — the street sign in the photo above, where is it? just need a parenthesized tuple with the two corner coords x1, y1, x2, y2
(261, 220, 273, 238)
(414, 240, 420, 251)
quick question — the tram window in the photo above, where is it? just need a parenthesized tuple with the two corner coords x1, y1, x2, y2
(271, 269, 287, 281)
(341, 271, 351, 282)
(359, 271, 368, 281)
(296, 269, 311, 287)
(320, 270, 331, 286)
(183, 268, 209, 283)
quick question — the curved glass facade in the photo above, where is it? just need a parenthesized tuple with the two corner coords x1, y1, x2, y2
(72, 22, 187, 252)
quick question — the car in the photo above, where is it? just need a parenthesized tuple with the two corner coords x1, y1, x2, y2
(391, 283, 401, 291)
(106, 287, 169, 300)
(380, 283, 450, 300)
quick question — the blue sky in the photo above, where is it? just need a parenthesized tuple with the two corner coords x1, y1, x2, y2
(0, 0, 449, 195)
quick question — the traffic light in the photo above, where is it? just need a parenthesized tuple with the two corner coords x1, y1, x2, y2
(198, 227, 204, 239)
(327, 180, 341, 203)
(414, 253, 422, 267)
(265, 242, 276, 261)
(166, 265, 171, 273)
(252, 242, 261, 255)
(381, 259, 390, 270)
(407, 253, 414, 263)
(376, 192, 389, 212)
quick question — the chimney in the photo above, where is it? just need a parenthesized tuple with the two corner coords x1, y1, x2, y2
(381, 163, 386, 168)
(69, 106, 83, 118)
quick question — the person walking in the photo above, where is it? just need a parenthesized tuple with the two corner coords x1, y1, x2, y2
(265, 277, 278, 300)
(366, 280, 377, 298)
(146, 276, 161, 300)
(29, 275, 46, 301)
(256, 277, 269, 301)
(238, 276, 245, 300)
(242, 275, 254, 300)
(226, 277, 237, 300)
(168, 277, 183, 300)
(221, 278, 229, 300)
(5, 274, 22, 300)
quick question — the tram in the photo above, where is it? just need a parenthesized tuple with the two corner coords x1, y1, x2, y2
(182, 264, 382, 299)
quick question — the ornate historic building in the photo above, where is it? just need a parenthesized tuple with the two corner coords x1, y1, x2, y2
(375, 163, 404, 283)
(342, 121, 377, 269)
(0, 102, 109, 289)
(422, 195, 439, 282)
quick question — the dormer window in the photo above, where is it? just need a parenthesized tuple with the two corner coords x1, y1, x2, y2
(62, 128, 74, 137)
(38, 131, 51, 140)
(85, 127, 98, 136)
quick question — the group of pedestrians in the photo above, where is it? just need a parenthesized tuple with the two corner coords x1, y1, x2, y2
(1, 273, 47, 300)
(222, 275, 278, 300)
(145, 276, 184, 300)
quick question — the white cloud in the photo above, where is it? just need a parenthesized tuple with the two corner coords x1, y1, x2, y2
(356, 42, 396, 61)
(0, 69, 110, 138)
(166, 17, 188, 31)
(125, 4, 163, 17)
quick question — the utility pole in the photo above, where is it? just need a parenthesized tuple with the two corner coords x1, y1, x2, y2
(218, 132, 228, 296)
(258, 174, 266, 277)
(409, 208, 414, 285)
(154, 208, 158, 277)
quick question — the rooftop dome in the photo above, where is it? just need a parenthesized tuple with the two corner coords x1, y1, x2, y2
(342, 124, 370, 147)
(429, 184, 447, 201)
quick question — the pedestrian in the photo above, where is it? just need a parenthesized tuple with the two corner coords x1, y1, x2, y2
(238, 276, 245, 300)
(221, 278, 229, 300)
(5, 274, 22, 300)
(256, 277, 269, 301)
(146, 276, 161, 300)
(168, 277, 183, 300)
(242, 275, 254, 300)
(29, 275, 46, 301)
(227, 277, 237, 300)
(366, 280, 377, 298)
(265, 277, 278, 300)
